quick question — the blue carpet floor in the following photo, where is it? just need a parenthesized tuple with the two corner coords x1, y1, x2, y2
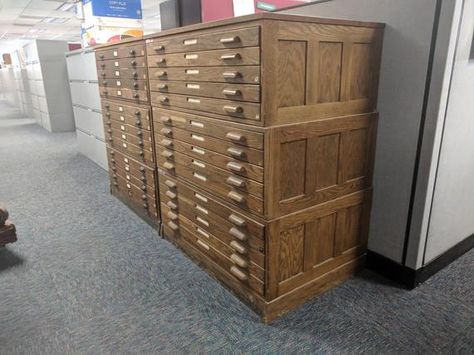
(0, 109, 473, 354)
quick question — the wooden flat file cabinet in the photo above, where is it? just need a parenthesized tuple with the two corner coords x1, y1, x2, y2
(96, 40, 160, 225)
(97, 13, 384, 322)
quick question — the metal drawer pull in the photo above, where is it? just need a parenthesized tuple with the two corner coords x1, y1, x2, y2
(157, 71, 167, 77)
(129, 49, 136, 55)
(228, 191, 245, 203)
(183, 38, 197, 46)
(187, 98, 200, 104)
(230, 254, 248, 268)
(230, 266, 248, 281)
(196, 239, 210, 250)
(190, 120, 204, 128)
(230, 240, 247, 254)
(226, 132, 244, 142)
(222, 89, 241, 96)
(165, 180, 176, 188)
(166, 201, 178, 210)
(167, 211, 178, 220)
(163, 162, 175, 170)
(226, 176, 245, 188)
(161, 128, 172, 136)
(124, 166, 130, 172)
(223, 72, 240, 79)
(133, 82, 139, 88)
(196, 227, 209, 238)
(185, 54, 198, 60)
(157, 58, 166, 64)
(120, 125, 125, 131)
(159, 96, 169, 103)
(160, 116, 171, 124)
(185, 69, 199, 75)
(220, 36, 240, 44)
(191, 134, 204, 142)
(224, 105, 243, 114)
(161, 150, 173, 158)
(195, 204, 208, 215)
(158, 84, 168, 90)
(220, 53, 241, 60)
(229, 227, 247, 241)
(154, 45, 165, 51)
(196, 216, 209, 227)
(192, 160, 206, 168)
(126, 183, 131, 189)
(228, 214, 246, 227)
(227, 147, 244, 158)
(227, 162, 245, 172)
(186, 83, 200, 90)
(165, 190, 177, 199)
(168, 221, 179, 231)
(191, 146, 205, 155)
(194, 193, 208, 203)
(161, 139, 172, 147)
(193, 172, 207, 182)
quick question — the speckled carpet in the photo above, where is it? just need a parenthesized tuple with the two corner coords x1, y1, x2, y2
(0, 104, 473, 354)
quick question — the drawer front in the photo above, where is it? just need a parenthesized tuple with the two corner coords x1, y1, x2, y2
(157, 149, 263, 198)
(104, 111, 152, 131)
(107, 120, 153, 140)
(98, 68, 148, 80)
(155, 136, 263, 183)
(159, 174, 264, 239)
(155, 126, 263, 167)
(108, 135, 154, 166)
(100, 79, 148, 91)
(97, 57, 147, 71)
(150, 66, 260, 84)
(150, 80, 260, 103)
(110, 163, 155, 194)
(154, 107, 263, 149)
(111, 174, 157, 213)
(108, 127, 153, 149)
(96, 43, 146, 60)
(107, 149, 155, 191)
(151, 93, 260, 121)
(102, 100, 150, 119)
(147, 26, 259, 54)
(148, 47, 260, 67)
(101, 87, 148, 103)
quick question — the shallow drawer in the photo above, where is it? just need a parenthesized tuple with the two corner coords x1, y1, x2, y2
(150, 80, 260, 103)
(96, 43, 146, 60)
(150, 66, 260, 84)
(146, 26, 259, 54)
(110, 163, 155, 194)
(98, 68, 148, 80)
(101, 88, 148, 103)
(107, 148, 155, 191)
(111, 174, 157, 209)
(153, 107, 263, 149)
(100, 79, 148, 91)
(107, 135, 154, 167)
(157, 149, 263, 197)
(102, 100, 150, 119)
(104, 110, 152, 131)
(151, 93, 260, 121)
(148, 47, 260, 68)
(106, 120, 152, 141)
(96, 57, 147, 71)
(155, 126, 263, 167)
(108, 128, 153, 152)
(155, 136, 263, 183)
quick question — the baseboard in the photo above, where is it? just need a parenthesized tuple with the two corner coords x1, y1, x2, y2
(367, 233, 474, 289)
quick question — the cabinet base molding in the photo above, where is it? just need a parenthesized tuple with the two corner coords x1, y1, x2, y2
(111, 187, 159, 228)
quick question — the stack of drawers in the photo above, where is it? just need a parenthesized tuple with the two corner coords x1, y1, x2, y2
(145, 14, 384, 322)
(96, 40, 160, 224)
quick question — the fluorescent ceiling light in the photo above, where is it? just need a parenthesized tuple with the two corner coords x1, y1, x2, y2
(42, 17, 69, 24)
(56, 2, 76, 12)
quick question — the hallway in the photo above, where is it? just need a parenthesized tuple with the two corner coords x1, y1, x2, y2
(0, 106, 473, 354)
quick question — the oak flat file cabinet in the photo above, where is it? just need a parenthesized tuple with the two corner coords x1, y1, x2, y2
(95, 39, 160, 225)
(148, 13, 384, 322)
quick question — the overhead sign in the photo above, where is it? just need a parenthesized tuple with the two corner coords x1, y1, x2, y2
(83, 0, 142, 19)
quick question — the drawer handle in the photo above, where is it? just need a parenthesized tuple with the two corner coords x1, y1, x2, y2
(195, 204, 208, 215)
(131, 60, 137, 66)
(129, 49, 136, 55)
(187, 98, 200, 104)
(228, 214, 247, 227)
(229, 227, 247, 241)
(230, 254, 248, 268)
(165, 190, 177, 199)
(220, 36, 240, 44)
(222, 89, 241, 96)
(168, 221, 179, 231)
(157, 58, 166, 64)
(133, 93, 139, 99)
(183, 38, 197, 46)
(99, 54, 104, 59)
(133, 71, 138, 79)
(167, 211, 178, 221)
(186, 83, 200, 90)
(191, 146, 205, 155)
(185, 54, 198, 60)
(161, 150, 173, 158)
(165, 180, 176, 188)
(228, 191, 245, 203)
(102, 80, 107, 85)
(192, 159, 206, 168)
(223, 105, 243, 114)
(226, 162, 245, 172)
(230, 266, 248, 281)
(160, 116, 171, 124)
(101, 72, 106, 77)
(227, 147, 244, 158)
(196, 216, 209, 227)
(196, 227, 210, 238)
(133, 82, 139, 88)
(196, 239, 210, 250)
(163, 162, 175, 170)
(161, 128, 172, 136)
(158, 83, 168, 90)
(230, 240, 247, 254)
(159, 96, 169, 103)
(189, 120, 204, 128)
(161, 139, 172, 147)
(166, 201, 178, 210)
(156, 71, 167, 78)
(226, 132, 244, 142)
(226, 176, 245, 188)
(220, 53, 241, 60)
(223, 72, 240, 79)
(193, 172, 207, 182)
(194, 193, 208, 203)
(154, 45, 165, 51)
(185, 69, 199, 75)
(191, 134, 204, 142)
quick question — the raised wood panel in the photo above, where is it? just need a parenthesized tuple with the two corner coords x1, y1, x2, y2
(312, 214, 336, 265)
(317, 42, 343, 103)
(276, 40, 307, 108)
(349, 43, 373, 100)
(278, 224, 305, 282)
(280, 139, 306, 200)
(312, 133, 340, 191)
(343, 128, 368, 181)
(335, 204, 362, 254)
